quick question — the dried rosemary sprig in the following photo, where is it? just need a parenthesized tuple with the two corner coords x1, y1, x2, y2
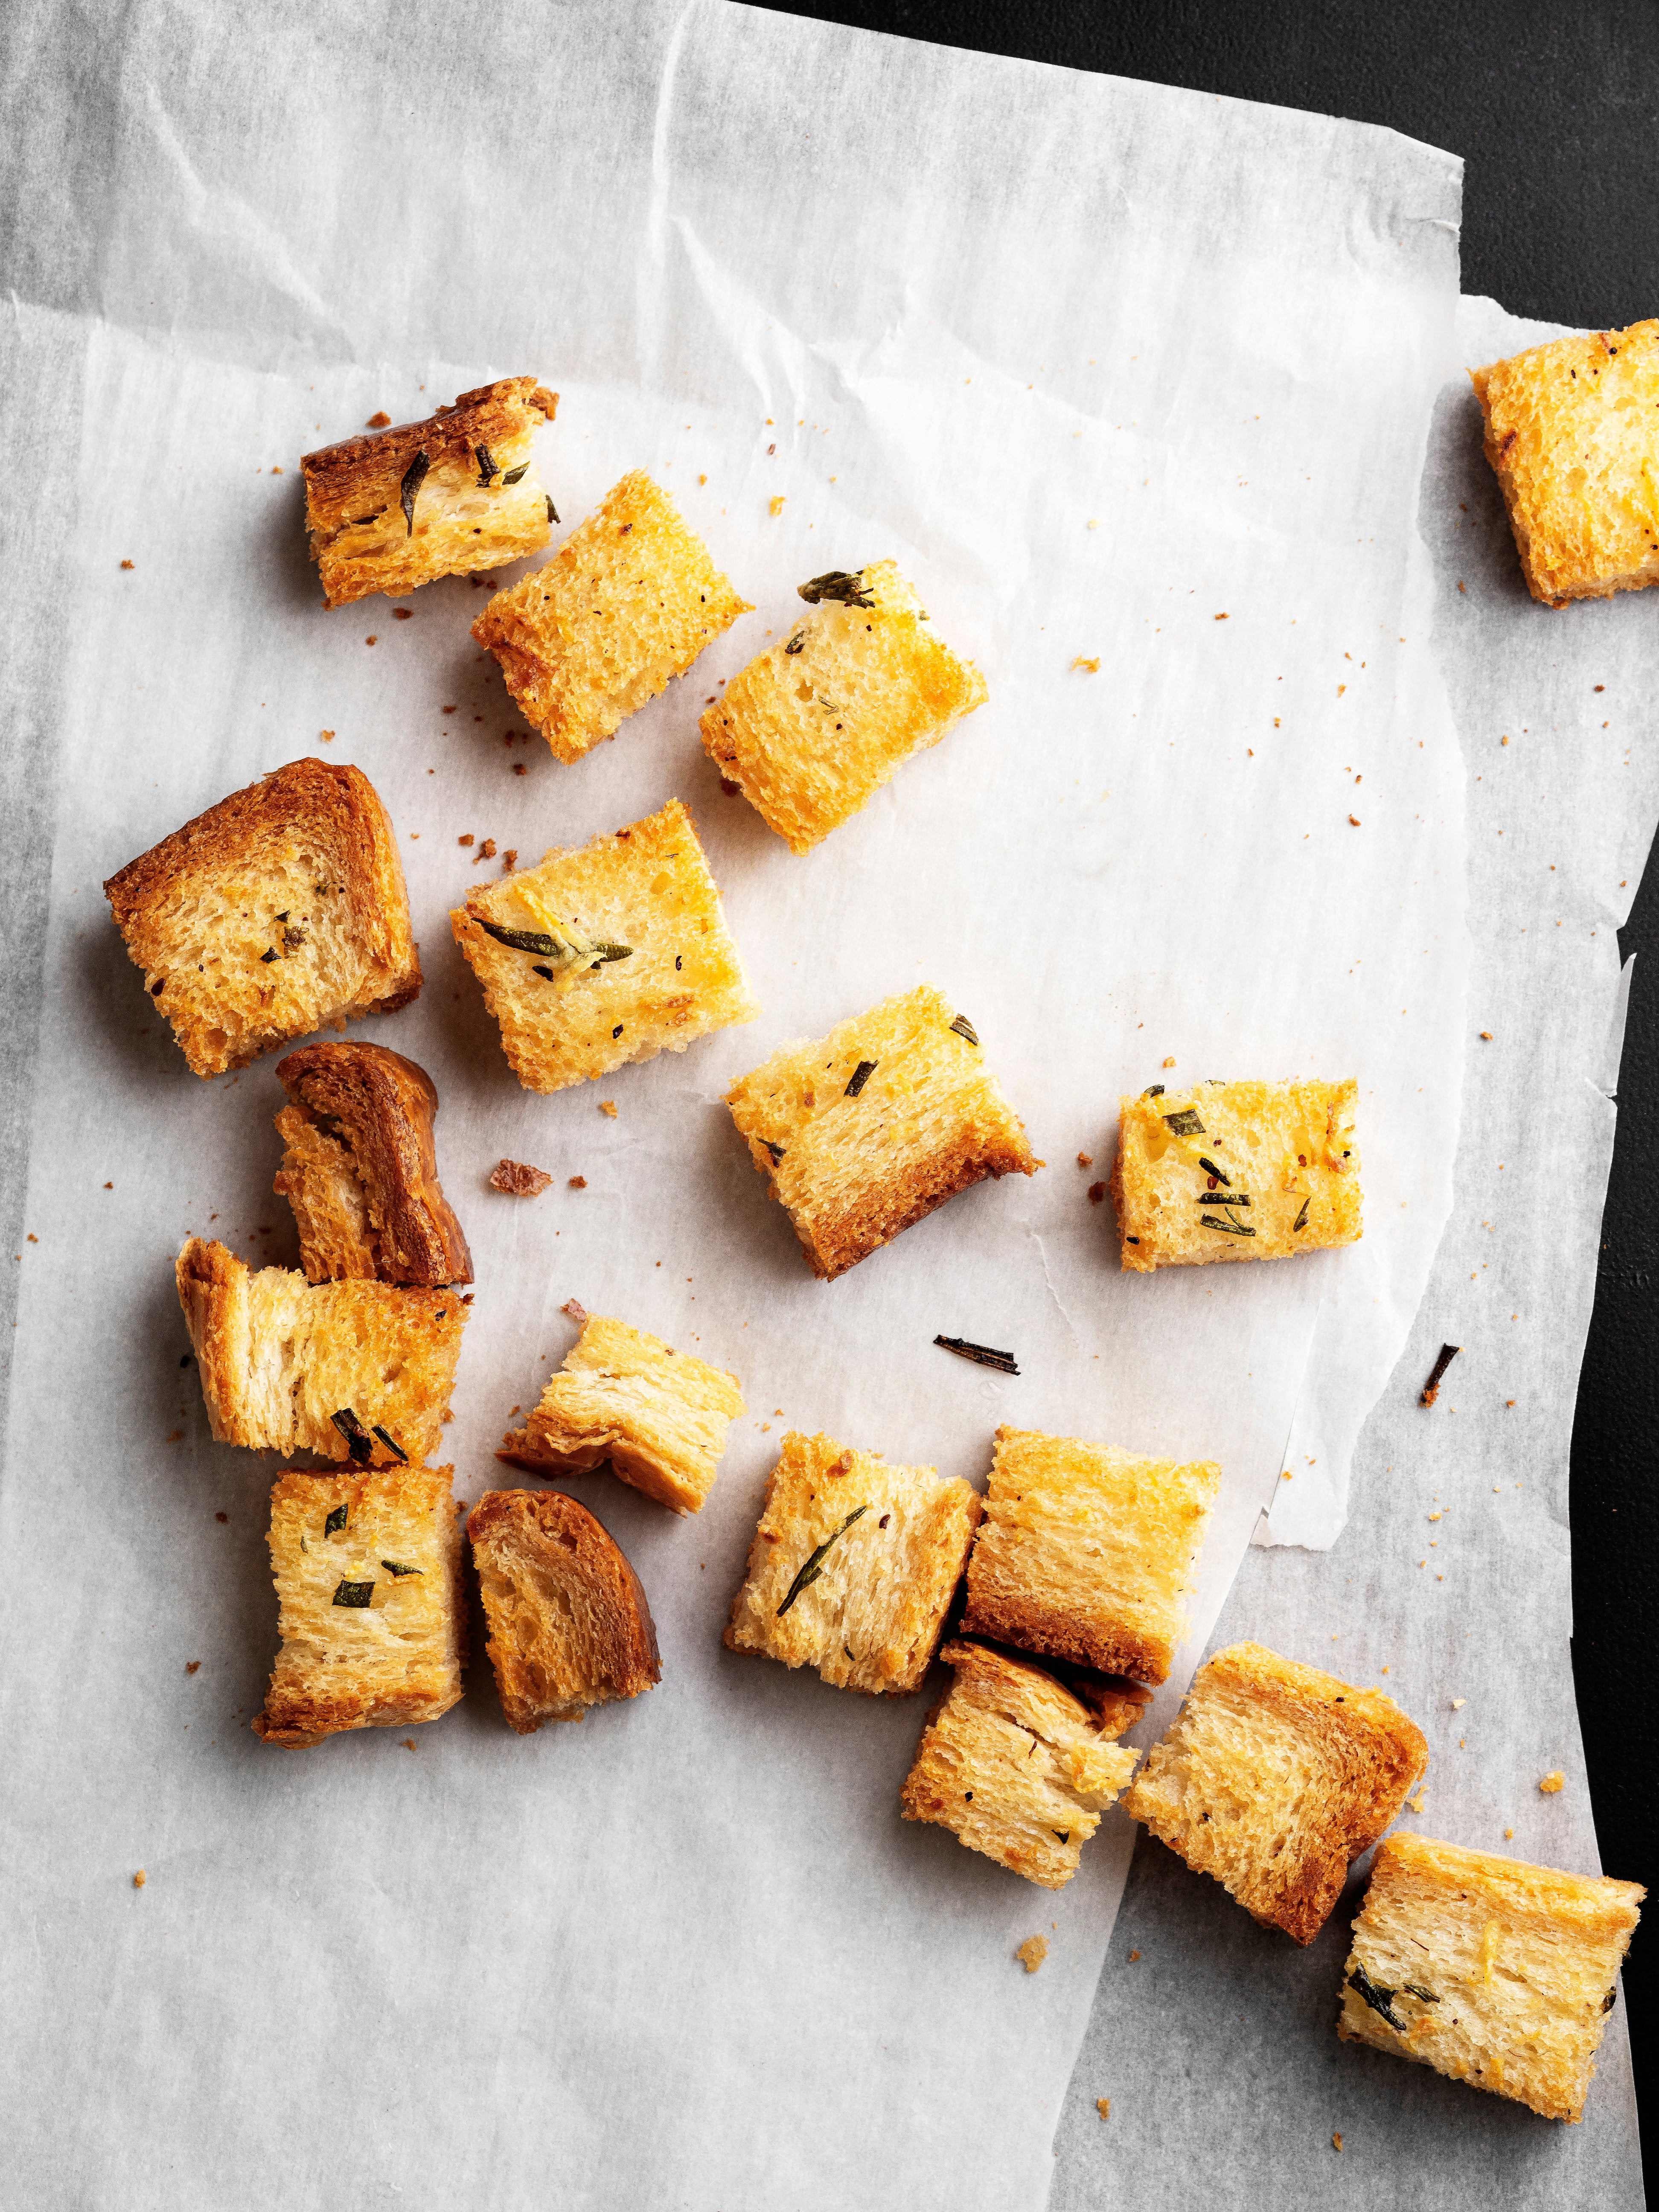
(474, 914, 632, 969)
(844, 1059, 876, 1097)
(400, 449, 430, 536)
(1200, 1213, 1256, 1238)
(797, 570, 874, 608)
(1292, 1196, 1311, 1233)
(1420, 1343, 1462, 1406)
(332, 1579, 375, 1610)
(502, 462, 530, 485)
(949, 1014, 979, 1046)
(372, 1424, 408, 1464)
(331, 1407, 374, 1464)
(1348, 1964, 1405, 2032)
(777, 1504, 868, 1616)
(934, 1335, 1019, 1376)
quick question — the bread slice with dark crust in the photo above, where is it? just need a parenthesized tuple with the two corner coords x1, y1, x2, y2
(104, 758, 420, 1078)
(468, 1487, 661, 1733)
(274, 1041, 472, 1286)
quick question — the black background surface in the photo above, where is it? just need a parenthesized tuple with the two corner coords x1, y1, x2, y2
(759, 0, 1658, 2090)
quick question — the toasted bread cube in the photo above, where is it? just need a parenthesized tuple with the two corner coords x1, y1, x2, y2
(103, 758, 421, 1080)
(468, 1487, 661, 1732)
(273, 1042, 471, 1287)
(1111, 1077, 1360, 1272)
(252, 1464, 465, 1747)
(961, 1426, 1218, 1685)
(300, 377, 558, 608)
(176, 1237, 466, 1467)
(900, 1639, 1143, 1889)
(726, 985, 1037, 1280)
(1471, 322, 1659, 606)
(699, 561, 987, 852)
(1337, 1832, 1644, 2122)
(451, 799, 756, 1092)
(1124, 1642, 1428, 1943)
(472, 471, 748, 762)
(724, 1430, 981, 1694)
(497, 1313, 744, 1515)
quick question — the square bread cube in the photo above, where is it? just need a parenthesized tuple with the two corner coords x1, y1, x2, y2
(498, 1312, 745, 1515)
(103, 758, 421, 1079)
(451, 798, 757, 1092)
(1124, 1642, 1428, 1943)
(723, 1430, 981, 1695)
(699, 560, 987, 851)
(1112, 1077, 1360, 1272)
(725, 984, 1037, 1280)
(962, 1425, 1220, 1685)
(1471, 321, 1659, 606)
(900, 1638, 1143, 1889)
(1337, 1831, 1644, 2122)
(468, 1487, 661, 1733)
(253, 1464, 465, 1747)
(472, 470, 749, 762)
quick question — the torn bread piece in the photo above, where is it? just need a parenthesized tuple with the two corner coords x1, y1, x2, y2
(725, 985, 1037, 1280)
(274, 1041, 471, 1286)
(468, 1487, 660, 1732)
(301, 377, 558, 608)
(1124, 1642, 1428, 1944)
(1112, 1078, 1360, 1272)
(176, 1236, 465, 1467)
(104, 758, 420, 1079)
(700, 561, 987, 852)
(472, 470, 748, 762)
(498, 1313, 744, 1515)
(1336, 1831, 1643, 2122)
(253, 1464, 465, 1747)
(1470, 321, 1659, 606)
(900, 1638, 1143, 1889)
(962, 1426, 1219, 1685)
(451, 797, 757, 1092)
(723, 1430, 981, 1694)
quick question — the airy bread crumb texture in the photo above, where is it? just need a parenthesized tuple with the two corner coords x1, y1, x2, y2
(1337, 1831, 1643, 2122)
(1470, 322, 1659, 605)
(700, 560, 987, 851)
(498, 1312, 744, 1515)
(1112, 1078, 1360, 1272)
(724, 1430, 981, 1694)
(451, 798, 757, 1092)
(301, 377, 557, 608)
(472, 470, 749, 761)
(176, 1236, 466, 1467)
(963, 1426, 1220, 1685)
(1125, 1642, 1429, 1944)
(253, 1464, 465, 1747)
(468, 1487, 660, 1733)
(103, 758, 421, 1079)
(725, 984, 1037, 1279)
(900, 1638, 1142, 1889)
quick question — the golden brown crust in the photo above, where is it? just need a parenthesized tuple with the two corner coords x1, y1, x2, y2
(958, 1592, 1167, 1683)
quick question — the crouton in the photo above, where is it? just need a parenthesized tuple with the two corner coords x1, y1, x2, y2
(1111, 1078, 1360, 1272)
(1124, 1642, 1429, 1943)
(468, 1487, 660, 1732)
(725, 985, 1036, 1279)
(252, 1464, 465, 1747)
(301, 377, 558, 608)
(103, 758, 420, 1079)
(699, 561, 987, 851)
(451, 797, 757, 1092)
(472, 471, 748, 761)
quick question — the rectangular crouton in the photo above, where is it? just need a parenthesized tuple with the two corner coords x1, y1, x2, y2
(472, 470, 748, 761)
(253, 1464, 465, 1747)
(176, 1236, 466, 1467)
(1124, 1642, 1428, 1943)
(724, 1430, 981, 1695)
(1470, 322, 1659, 606)
(725, 985, 1037, 1279)
(962, 1425, 1219, 1685)
(103, 758, 421, 1079)
(498, 1313, 744, 1515)
(1337, 1831, 1644, 2122)
(301, 377, 557, 608)
(468, 1487, 661, 1733)
(700, 560, 987, 851)
(1111, 1078, 1360, 1272)
(451, 797, 757, 1092)
(900, 1638, 1143, 1889)
(274, 1041, 472, 1286)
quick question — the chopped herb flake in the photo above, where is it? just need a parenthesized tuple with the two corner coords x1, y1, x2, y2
(935, 1335, 1019, 1375)
(797, 569, 874, 608)
(777, 1504, 868, 1615)
(1200, 1213, 1256, 1237)
(1196, 1192, 1250, 1207)
(399, 449, 431, 536)
(763, 1139, 785, 1163)
(260, 946, 280, 963)
(1292, 1196, 1311, 1233)
(324, 1504, 347, 1537)
(844, 1059, 876, 1097)
(332, 1579, 375, 1609)
(949, 1014, 979, 1046)
(371, 1424, 408, 1464)
(1421, 1342, 1462, 1406)
(1348, 1964, 1405, 2031)
(475, 914, 632, 969)
(1403, 1984, 1440, 2004)
(1198, 1155, 1231, 1185)
(331, 1407, 374, 1464)
(381, 1560, 423, 1578)
(501, 463, 530, 485)
(546, 494, 558, 524)
(784, 631, 806, 654)
(1163, 1108, 1205, 1136)
(474, 443, 499, 487)
(1143, 1083, 1165, 1098)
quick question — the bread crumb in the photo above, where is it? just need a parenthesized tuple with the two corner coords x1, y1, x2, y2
(133, 1870, 146, 1889)
(1096, 2098, 1111, 2120)
(215, 1511, 228, 1523)
(1016, 1936, 1048, 1973)
(1128, 1949, 1141, 1962)
(393, 608, 413, 621)
(1214, 610, 1228, 620)
(1072, 655, 1100, 672)
(120, 558, 134, 570)
(270, 465, 284, 475)
(1332, 2133, 1343, 2153)
(769, 495, 786, 516)
(600, 1100, 617, 1117)
(186, 1661, 201, 1674)
(699, 473, 708, 485)
(1539, 1770, 1565, 1794)
(480, 839, 496, 858)
(490, 1159, 552, 1196)
(1480, 1030, 1493, 1040)
(442, 704, 457, 714)
(1505, 1827, 1515, 1838)
(1087, 1182, 1106, 1203)
(1349, 814, 1362, 826)
(1077, 1152, 1093, 1167)
(365, 635, 377, 646)
(1406, 1791, 1427, 1813)
(562, 1300, 588, 1326)
(1451, 1697, 1466, 1709)
(512, 763, 528, 775)
(367, 410, 391, 427)
(568, 1175, 587, 1189)
(502, 850, 517, 869)
(403, 1738, 417, 1750)
(1162, 1056, 1176, 1068)
(458, 833, 474, 846)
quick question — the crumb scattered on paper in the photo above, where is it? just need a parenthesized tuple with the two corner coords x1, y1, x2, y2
(490, 1160, 552, 1196)
(1016, 1937, 1048, 1973)
(1538, 1770, 1565, 1794)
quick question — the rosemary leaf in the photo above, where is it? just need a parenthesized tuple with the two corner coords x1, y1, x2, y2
(380, 1559, 423, 1578)
(399, 449, 430, 536)
(1198, 1155, 1231, 1186)
(777, 1504, 868, 1616)
(332, 1579, 375, 1610)
(763, 1139, 785, 1163)
(1143, 1083, 1165, 1098)
(1163, 1108, 1205, 1136)
(1194, 1192, 1250, 1208)
(1420, 1342, 1462, 1407)
(371, 1424, 408, 1464)
(501, 463, 530, 485)
(1200, 1213, 1256, 1238)
(1348, 1964, 1405, 2032)
(331, 1406, 373, 1464)
(324, 1504, 347, 1537)
(1292, 1196, 1311, 1232)
(474, 443, 498, 487)
(784, 631, 806, 655)
(546, 495, 559, 524)
(797, 569, 874, 608)
(935, 1335, 1019, 1375)
(844, 1059, 876, 1098)
(949, 1014, 979, 1046)
(1403, 1984, 1440, 2004)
